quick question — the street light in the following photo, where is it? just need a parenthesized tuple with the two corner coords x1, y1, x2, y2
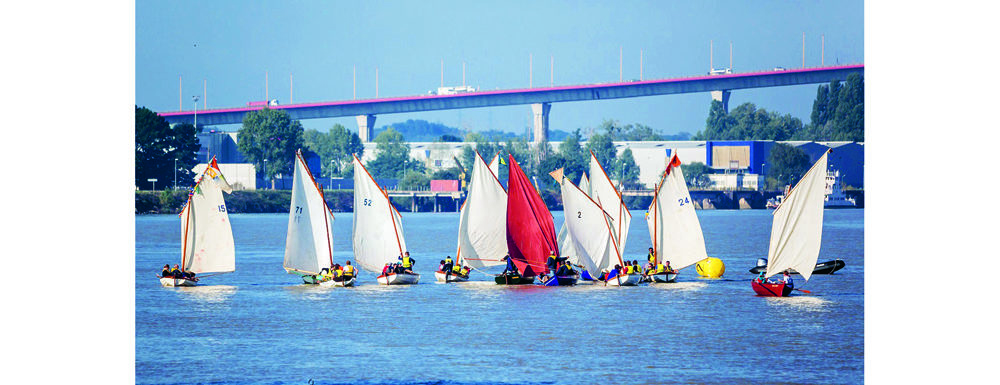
(174, 158, 178, 189)
(330, 159, 335, 188)
(192, 95, 200, 128)
(263, 158, 268, 190)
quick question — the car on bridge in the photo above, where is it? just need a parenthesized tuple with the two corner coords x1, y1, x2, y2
(429, 86, 477, 95)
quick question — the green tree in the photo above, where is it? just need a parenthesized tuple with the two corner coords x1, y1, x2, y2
(767, 143, 811, 189)
(557, 129, 587, 183)
(617, 148, 640, 189)
(135, 106, 201, 190)
(237, 108, 305, 187)
(810, 84, 830, 127)
(680, 162, 711, 189)
(366, 127, 424, 179)
(398, 170, 430, 190)
(303, 124, 364, 178)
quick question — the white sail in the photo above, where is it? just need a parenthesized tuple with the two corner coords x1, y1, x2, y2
(765, 151, 829, 281)
(589, 152, 631, 257)
(457, 152, 508, 268)
(181, 161, 235, 274)
(283, 151, 335, 275)
(558, 173, 589, 266)
(352, 155, 408, 273)
(559, 175, 619, 274)
(645, 153, 708, 270)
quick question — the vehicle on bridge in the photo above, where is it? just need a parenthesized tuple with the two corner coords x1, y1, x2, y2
(429, 86, 477, 95)
(709, 68, 733, 75)
(246, 99, 280, 107)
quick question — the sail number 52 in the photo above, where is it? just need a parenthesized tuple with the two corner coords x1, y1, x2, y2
(363, 198, 372, 207)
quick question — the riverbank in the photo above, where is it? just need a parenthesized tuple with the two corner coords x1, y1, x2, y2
(136, 189, 864, 214)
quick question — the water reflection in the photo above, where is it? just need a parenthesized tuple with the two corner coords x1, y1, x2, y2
(175, 285, 237, 303)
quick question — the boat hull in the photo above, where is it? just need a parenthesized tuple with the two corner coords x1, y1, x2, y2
(434, 271, 469, 282)
(542, 275, 578, 286)
(377, 272, 420, 285)
(319, 277, 356, 287)
(301, 275, 330, 285)
(579, 270, 597, 281)
(494, 275, 535, 285)
(748, 259, 845, 275)
(751, 280, 793, 297)
(159, 277, 196, 287)
(647, 272, 678, 283)
(604, 273, 641, 286)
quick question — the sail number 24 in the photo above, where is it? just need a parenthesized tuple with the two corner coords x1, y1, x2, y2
(677, 197, 690, 207)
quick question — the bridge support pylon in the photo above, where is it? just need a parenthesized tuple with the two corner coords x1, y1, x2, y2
(356, 114, 376, 142)
(531, 102, 551, 144)
(711, 90, 731, 113)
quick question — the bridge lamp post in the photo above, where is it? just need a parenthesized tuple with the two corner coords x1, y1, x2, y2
(192, 95, 200, 128)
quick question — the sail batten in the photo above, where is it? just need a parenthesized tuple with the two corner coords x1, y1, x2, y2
(765, 151, 829, 281)
(352, 155, 408, 273)
(646, 153, 708, 270)
(283, 151, 336, 275)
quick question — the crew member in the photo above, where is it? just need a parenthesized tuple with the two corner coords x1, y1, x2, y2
(782, 271, 794, 288)
(501, 255, 517, 276)
(399, 252, 415, 274)
(160, 264, 171, 278)
(443, 256, 454, 275)
(342, 261, 356, 279)
(647, 247, 656, 266)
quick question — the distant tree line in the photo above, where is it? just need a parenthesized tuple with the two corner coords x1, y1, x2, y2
(135, 106, 201, 190)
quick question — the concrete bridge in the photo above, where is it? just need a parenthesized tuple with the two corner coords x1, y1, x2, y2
(160, 64, 863, 143)
(385, 189, 464, 212)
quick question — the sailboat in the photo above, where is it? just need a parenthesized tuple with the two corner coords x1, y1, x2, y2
(282, 150, 350, 286)
(504, 154, 569, 285)
(558, 173, 593, 280)
(441, 152, 507, 283)
(588, 151, 632, 277)
(752, 150, 830, 297)
(160, 158, 235, 287)
(553, 169, 635, 286)
(351, 155, 419, 285)
(646, 152, 710, 283)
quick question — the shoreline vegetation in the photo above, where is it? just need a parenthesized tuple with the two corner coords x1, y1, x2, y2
(135, 189, 864, 214)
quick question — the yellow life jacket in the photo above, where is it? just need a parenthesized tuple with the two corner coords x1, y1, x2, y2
(648, 253, 656, 264)
(626, 265, 635, 274)
(656, 263, 665, 273)
(452, 264, 462, 273)
(445, 257, 453, 265)
(460, 267, 470, 275)
(335, 270, 343, 277)
(344, 265, 355, 275)
(402, 257, 412, 268)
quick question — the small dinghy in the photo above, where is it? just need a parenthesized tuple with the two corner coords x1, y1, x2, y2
(646, 272, 678, 283)
(604, 273, 641, 286)
(749, 259, 845, 275)
(494, 274, 535, 285)
(751, 279, 794, 297)
(159, 277, 197, 287)
(351, 155, 417, 285)
(552, 164, 626, 288)
(752, 150, 832, 297)
(319, 276, 357, 287)
(283, 150, 338, 285)
(377, 272, 420, 285)
(434, 271, 469, 283)
(646, 152, 713, 283)
(161, 158, 236, 287)
(542, 274, 579, 286)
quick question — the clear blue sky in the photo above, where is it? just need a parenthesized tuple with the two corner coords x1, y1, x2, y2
(136, 0, 863, 136)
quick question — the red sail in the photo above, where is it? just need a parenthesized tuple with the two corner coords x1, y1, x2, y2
(505, 155, 559, 277)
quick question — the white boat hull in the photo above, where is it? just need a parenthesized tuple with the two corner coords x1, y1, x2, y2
(377, 272, 420, 285)
(648, 272, 678, 283)
(319, 276, 356, 287)
(434, 271, 469, 282)
(605, 274, 641, 286)
(159, 277, 196, 287)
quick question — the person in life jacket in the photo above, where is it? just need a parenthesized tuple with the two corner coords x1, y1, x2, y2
(443, 256, 454, 275)
(451, 263, 462, 276)
(500, 255, 518, 276)
(782, 270, 794, 288)
(342, 261, 356, 278)
(160, 264, 172, 278)
(459, 265, 471, 277)
(382, 263, 392, 276)
(647, 247, 656, 266)
(170, 264, 196, 280)
(398, 252, 415, 274)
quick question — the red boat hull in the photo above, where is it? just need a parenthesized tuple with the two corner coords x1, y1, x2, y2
(751, 280, 793, 297)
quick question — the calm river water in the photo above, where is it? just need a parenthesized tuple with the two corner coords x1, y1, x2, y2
(135, 209, 864, 384)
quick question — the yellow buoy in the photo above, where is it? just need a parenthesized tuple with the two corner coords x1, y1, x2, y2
(695, 257, 725, 278)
